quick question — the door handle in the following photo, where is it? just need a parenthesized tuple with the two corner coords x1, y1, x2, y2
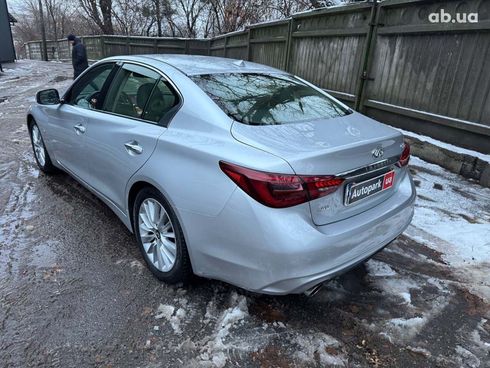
(124, 141, 143, 155)
(74, 123, 86, 134)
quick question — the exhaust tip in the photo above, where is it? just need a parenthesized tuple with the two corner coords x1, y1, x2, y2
(304, 283, 323, 297)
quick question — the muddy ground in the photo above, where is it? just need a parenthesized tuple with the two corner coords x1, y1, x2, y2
(0, 60, 489, 368)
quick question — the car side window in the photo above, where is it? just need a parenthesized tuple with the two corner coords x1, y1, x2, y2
(142, 79, 179, 123)
(103, 64, 160, 119)
(67, 63, 114, 109)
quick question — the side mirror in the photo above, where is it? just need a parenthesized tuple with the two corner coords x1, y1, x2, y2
(36, 89, 60, 105)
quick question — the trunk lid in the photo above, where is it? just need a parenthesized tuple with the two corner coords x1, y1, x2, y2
(231, 112, 405, 225)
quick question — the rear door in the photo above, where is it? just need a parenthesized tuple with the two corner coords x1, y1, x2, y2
(80, 62, 181, 211)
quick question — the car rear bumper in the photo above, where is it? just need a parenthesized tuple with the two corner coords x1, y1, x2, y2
(181, 169, 416, 295)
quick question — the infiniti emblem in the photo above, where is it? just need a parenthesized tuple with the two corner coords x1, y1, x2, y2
(372, 146, 384, 159)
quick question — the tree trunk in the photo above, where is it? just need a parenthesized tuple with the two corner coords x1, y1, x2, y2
(38, 0, 49, 61)
(99, 0, 114, 34)
(155, 0, 162, 37)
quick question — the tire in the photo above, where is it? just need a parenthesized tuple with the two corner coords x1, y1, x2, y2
(133, 187, 192, 284)
(29, 121, 58, 174)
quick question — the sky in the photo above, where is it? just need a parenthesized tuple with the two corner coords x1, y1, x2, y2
(7, 0, 28, 13)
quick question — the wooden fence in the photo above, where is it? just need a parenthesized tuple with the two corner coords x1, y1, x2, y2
(24, 0, 490, 153)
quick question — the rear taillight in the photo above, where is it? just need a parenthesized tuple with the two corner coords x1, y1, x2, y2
(219, 161, 344, 208)
(397, 141, 411, 167)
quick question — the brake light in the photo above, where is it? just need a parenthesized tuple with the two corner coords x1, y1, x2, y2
(397, 142, 411, 167)
(219, 161, 344, 208)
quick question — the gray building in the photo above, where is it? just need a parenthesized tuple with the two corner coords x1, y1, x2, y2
(0, 0, 16, 63)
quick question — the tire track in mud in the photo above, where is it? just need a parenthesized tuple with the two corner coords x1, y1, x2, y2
(350, 237, 490, 368)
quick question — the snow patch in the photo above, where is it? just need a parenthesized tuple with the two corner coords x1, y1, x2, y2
(470, 319, 490, 352)
(211, 352, 227, 368)
(388, 317, 427, 338)
(407, 156, 490, 301)
(371, 275, 419, 305)
(155, 304, 186, 334)
(398, 127, 490, 163)
(197, 292, 251, 367)
(406, 346, 431, 358)
(366, 259, 397, 277)
(378, 291, 449, 342)
(155, 304, 175, 320)
(409, 207, 490, 265)
(294, 333, 347, 367)
(455, 345, 481, 368)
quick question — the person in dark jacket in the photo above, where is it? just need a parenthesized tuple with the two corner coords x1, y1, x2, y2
(67, 34, 88, 79)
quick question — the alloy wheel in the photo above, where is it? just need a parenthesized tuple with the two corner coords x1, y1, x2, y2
(31, 125, 46, 167)
(138, 198, 177, 272)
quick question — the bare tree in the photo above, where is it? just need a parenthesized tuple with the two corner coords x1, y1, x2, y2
(154, 0, 163, 36)
(206, 0, 268, 35)
(176, 0, 207, 37)
(43, 0, 76, 40)
(12, 0, 355, 45)
(151, 0, 176, 37)
(268, 0, 316, 18)
(113, 0, 155, 35)
(79, 0, 114, 34)
(12, 0, 42, 43)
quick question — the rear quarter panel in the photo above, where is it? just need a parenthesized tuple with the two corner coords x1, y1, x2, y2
(129, 109, 294, 218)
(129, 107, 295, 269)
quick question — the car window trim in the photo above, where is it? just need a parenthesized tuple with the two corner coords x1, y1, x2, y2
(121, 60, 183, 128)
(104, 63, 160, 118)
(191, 72, 352, 125)
(62, 61, 117, 105)
(105, 62, 179, 126)
(140, 78, 160, 121)
(96, 63, 121, 109)
(73, 59, 183, 128)
(140, 78, 180, 125)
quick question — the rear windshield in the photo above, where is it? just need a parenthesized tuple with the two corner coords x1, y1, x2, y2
(191, 73, 350, 126)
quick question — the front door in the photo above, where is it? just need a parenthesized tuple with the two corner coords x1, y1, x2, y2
(45, 62, 115, 176)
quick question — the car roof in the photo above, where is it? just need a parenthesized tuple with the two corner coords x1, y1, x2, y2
(112, 54, 285, 76)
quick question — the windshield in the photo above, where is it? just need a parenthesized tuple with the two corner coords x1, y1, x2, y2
(191, 73, 350, 126)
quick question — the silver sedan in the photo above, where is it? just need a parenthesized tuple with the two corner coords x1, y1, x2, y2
(27, 55, 415, 295)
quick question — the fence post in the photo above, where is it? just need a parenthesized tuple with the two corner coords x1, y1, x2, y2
(284, 17, 294, 72)
(100, 36, 105, 58)
(354, 0, 380, 112)
(246, 28, 251, 61)
(185, 39, 189, 54)
(223, 35, 228, 58)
